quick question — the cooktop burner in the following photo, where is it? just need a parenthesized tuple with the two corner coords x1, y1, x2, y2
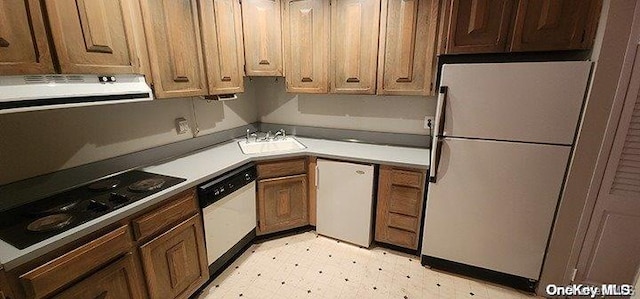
(88, 179, 121, 191)
(128, 178, 165, 192)
(0, 170, 185, 249)
(27, 214, 73, 233)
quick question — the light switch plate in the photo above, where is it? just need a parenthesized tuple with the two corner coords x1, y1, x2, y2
(175, 117, 189, 134)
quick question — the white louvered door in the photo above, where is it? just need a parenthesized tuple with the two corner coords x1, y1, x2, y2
(575, 44, 640, 285)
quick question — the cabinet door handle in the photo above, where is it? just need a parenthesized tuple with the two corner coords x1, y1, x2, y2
(174, 76, 189, 82)
(221, 76, 231, 82)
(346, 77, 360, 83)
(0, 38, 9, 48)
(301, 77, 313, 82)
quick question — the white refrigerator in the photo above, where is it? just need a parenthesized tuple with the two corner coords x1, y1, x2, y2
(422, 62, 592, 286)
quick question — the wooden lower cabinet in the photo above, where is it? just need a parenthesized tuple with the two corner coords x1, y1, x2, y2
(375, 165, 427, 250)
(257, 174, 309, 235)
(139, 214, 208, 299)
(52, 253, 144, 299)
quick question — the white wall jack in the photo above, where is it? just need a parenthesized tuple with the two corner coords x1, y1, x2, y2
(424, 115, 435, 129)
(175, 117, 190, 134)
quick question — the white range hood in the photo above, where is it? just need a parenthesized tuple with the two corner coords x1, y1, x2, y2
(0, 74, 153, 114)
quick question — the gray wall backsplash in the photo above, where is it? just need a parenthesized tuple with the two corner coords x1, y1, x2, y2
(253, 77, 437, 135)
(0, 82, 259, 185)
(1, 77, 435, 186)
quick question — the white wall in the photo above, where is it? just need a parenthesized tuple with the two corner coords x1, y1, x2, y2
(254, 77, 437, 135)
(0, 82, 258, 185)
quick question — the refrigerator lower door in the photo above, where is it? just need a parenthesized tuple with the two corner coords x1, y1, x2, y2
(422, 138, 571, 280)
(316, 159, 374, 247)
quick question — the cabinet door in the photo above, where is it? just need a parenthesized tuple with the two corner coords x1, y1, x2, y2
(241, 0, 284, 76)
(257, 174, 308, 234)
(510, 0, 601, 52)
(377, 0, 439, 96)
(375, 165, 426, 250)
(0, 0, 54, 75)
(283, 0, 330, 93)
(139, 214, 208, 299)
(331, 0, 381, 94)
(139, 0, 208, 98)
(443, 0, 514, 54)
(201, 0, 245, 94)
(53, 254, 145, 299)
(44, 0, 140, 74)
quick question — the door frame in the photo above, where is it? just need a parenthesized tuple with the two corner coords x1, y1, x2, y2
(570, 4, 640, 284)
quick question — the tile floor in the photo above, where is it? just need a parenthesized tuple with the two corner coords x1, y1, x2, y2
(197, 231, 542, 299)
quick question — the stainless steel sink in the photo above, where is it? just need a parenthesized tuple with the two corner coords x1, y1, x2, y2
(238, 137, 306, 154)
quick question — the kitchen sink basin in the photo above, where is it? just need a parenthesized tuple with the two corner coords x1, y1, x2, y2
(238, 137, 306, 154)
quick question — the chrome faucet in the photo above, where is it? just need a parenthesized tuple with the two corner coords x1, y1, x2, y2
(246, 129, 258, 142)
(273, 129, 286, 140)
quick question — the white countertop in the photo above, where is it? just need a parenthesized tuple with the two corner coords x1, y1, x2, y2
(0, 136, 429, 270)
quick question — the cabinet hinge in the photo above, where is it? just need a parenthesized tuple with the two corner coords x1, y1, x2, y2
(570, 268, 578, 282)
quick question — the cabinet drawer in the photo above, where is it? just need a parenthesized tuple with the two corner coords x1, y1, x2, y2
(388, 213, 418, 233)
(391, 169, 424, 188)
(257, 158, 307, 179)
(388, 186, 421, 217)
(387, 227, 417, 249)
(133, 189, 198, 240)
(20, 225, 132, 299)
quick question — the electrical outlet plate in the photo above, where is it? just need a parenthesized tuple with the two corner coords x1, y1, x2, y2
(175, 117, 189, 134)
(424, 115, 435, 129)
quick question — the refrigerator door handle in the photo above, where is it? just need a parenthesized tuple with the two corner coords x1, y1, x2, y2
(429, 86, 447, 183)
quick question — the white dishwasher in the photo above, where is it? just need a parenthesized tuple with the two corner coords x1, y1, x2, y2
(316, 159, 375, 247)
(198, 163, 257, 276)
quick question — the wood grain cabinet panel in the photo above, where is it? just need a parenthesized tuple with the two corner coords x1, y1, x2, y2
(241, 0, 284, 76)
(0, 0, 54, 75)
(52, 254, 145, 299)
(201, 0, 245, 94)
(283, 0, 330, 93)
(257, 158, 307, 179)
(44, 0, 140, 74)
(20, 226, 132, 299)
(442, 0, 514, 54)
(139, 214, 208, 299)
(377, 0, 439, 96)
(132, 190, 198, 241)
(330, 0, 381, 94)
(257, 174, 308, 235)
(375, 165, 426, 250)
(139, 0, 208, 98)
(510, 0, 601, 52)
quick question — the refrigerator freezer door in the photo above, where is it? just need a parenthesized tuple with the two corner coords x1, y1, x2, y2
(440, 61, 591, 145)
(316, 159, 374, 247)
(422, 138, 571, 279)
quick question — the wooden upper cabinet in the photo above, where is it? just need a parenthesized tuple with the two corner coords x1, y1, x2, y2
(44, 0, 140, 74)
(441, 0, 514, 54)
(510, 0, 601, 52)
(241, 0, 284, 76)
(283, 0, 330, 93)
(331, 0, 381, 94)
(201, 0, 245, 94)
(377, 0, 439, 96)
(139, 0, 208, 98)
(0, 0, 54, 75)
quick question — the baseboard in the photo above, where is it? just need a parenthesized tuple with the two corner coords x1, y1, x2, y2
(421, 255, 537, 293)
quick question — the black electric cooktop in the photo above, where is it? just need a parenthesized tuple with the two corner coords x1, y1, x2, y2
(0, 170, 186, 249)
